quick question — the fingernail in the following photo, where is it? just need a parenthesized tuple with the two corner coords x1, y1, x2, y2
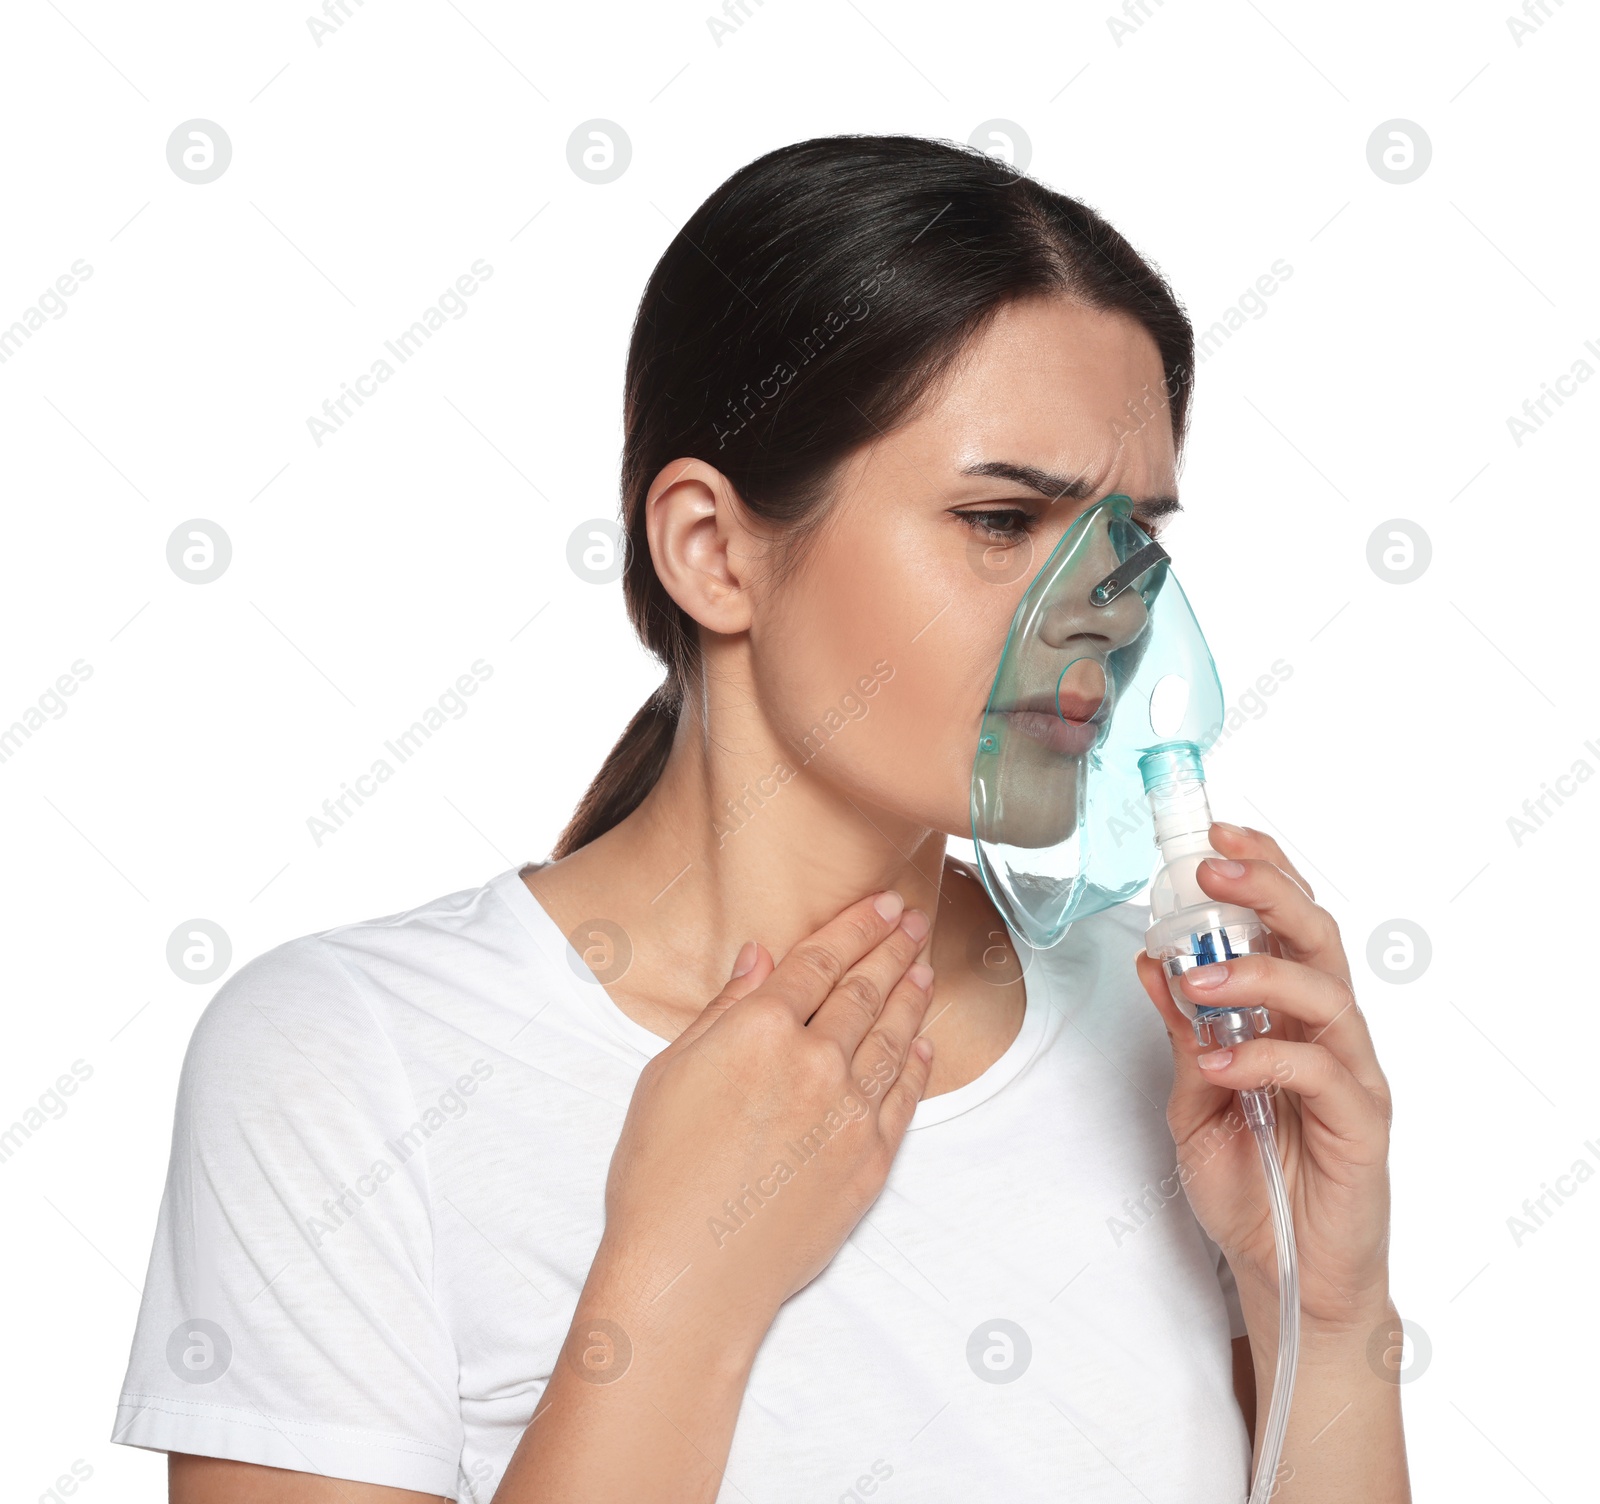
(908, 962, 934, 991)
(1204, 858, 1246, 878)
(1197, 1049, 1233, 1071)
(1211, 821, 1246, 839)
(900, 908, 931, 941)
(913, 1036, 934, 1060)
(731, 940, 757, 978)
(873, 890, 905, 923)
(1184, 963, 1228, 989)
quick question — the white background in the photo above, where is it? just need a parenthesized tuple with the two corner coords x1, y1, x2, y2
(2, 0, 1595, 1499)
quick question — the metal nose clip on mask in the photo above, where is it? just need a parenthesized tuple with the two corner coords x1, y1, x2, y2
(969, 492, 1226, 950)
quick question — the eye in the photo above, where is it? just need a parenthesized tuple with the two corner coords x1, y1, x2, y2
(955, 507, 1035, 541)
(955, 505, 1172, 548)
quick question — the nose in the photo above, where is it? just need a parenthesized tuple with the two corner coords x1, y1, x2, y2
(1035, 514, 1153, 656)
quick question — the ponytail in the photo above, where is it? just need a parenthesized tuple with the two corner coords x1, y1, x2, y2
(550, 679, 682, 859)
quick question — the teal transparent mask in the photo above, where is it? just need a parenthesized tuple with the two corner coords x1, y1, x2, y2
(969, 494, 1225, 949)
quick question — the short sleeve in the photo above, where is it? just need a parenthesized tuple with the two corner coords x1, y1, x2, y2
(111, 937, 463, 1497)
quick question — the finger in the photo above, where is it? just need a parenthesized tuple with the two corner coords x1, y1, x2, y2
(1135, 947, 1198, 1045)
(759, 890, 913, 1026)
(850, 961, 935, 1096)
(1193, 1036, 1389, 1163)
(676, 941, 776, 1048)
(1194, 854, 1351, 985)
(1209, 821, 1316, 902)
(808, 909, 931, 1056)
(1135, 950, 1389, 1138)
(1175, 952, 1386, 1099)
(879, 1034, 935, 1146)
(1135, 950, 1241, 1138)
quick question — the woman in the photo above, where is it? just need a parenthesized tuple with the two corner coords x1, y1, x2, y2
(117, 135, 1409, 1501)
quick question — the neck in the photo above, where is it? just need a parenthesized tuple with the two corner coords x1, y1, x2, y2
(529, 669, 1029, 1090)
(574, 694, 949, 1019)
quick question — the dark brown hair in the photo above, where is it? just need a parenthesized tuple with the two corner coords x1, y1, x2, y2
(552, 133, 1195, 858)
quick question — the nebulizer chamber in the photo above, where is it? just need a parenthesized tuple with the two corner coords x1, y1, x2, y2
(969, 496, 1298, 1504)
(1141, 745, 1274, 1065)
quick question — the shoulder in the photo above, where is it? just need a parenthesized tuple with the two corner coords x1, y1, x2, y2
(181, 873, 518, 1112)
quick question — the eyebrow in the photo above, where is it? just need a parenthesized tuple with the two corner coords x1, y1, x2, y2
(960, 460, 1182, 521)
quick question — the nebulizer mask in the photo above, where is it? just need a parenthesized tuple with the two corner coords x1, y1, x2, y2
(969, 495, 1298, 1504)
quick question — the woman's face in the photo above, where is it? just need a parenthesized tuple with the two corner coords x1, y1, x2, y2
(746, 294, 1181, 843)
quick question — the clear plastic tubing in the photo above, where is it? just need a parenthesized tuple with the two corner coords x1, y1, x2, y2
(1139, 744, 1300, 1504)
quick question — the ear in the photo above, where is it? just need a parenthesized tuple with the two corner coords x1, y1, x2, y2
(644, 457, 761, 635)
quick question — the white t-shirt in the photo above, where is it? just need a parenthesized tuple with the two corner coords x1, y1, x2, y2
(113, 865, 1251, 1502)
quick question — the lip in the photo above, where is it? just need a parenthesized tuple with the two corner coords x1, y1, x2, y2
(1000, 708, 1103, 756)
(993, 675, 1112, 757)
(1006, 689, 1107, 723)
